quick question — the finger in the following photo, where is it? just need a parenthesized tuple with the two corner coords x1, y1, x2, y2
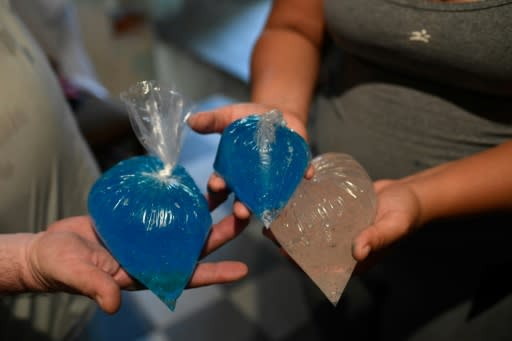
(233, 201, 251, 220)
(208, 173, 227, 192)
(351, 213, 409, 262)
(353, 243, 392, 275)
(80, 242, 133, 303)
(187, 109, 234, 134)
(201, 215, 249, 256)
(77, 239, 138, 294)
(207, 188, 230, 212)
(305, 164, 314, 179)
(58, 262, 122, 314)
(188, 261, 248, 288)
(91, 271, 122, 314)
(112, 269, 143, 290)
(207, 174, 231, 211)
(188, 103, 272, 134)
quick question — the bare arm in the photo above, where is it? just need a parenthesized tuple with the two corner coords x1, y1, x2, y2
(0, 233, 33, 293)
(250, 0, 325, 127)
(354, 140, 512, 261)
(407, 140, 512, 225)
(187, 0, 325, 217)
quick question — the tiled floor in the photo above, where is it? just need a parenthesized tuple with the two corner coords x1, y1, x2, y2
(73, 2, 332, 338)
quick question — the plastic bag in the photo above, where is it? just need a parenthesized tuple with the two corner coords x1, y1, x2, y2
(88, 81, 211, 310)
(214, 109, 311, 227)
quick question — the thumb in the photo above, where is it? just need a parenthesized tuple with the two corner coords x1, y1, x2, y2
(63, 263, 122, 314)
(187, 107, 236, 134)
(352, 213, 411, 262)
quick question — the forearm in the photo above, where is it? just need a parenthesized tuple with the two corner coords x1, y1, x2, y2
(251, 31, 321, 125)
(250, 0, 325, 126)
(405, 141, 512, 225)
(0, 233, 36, 293)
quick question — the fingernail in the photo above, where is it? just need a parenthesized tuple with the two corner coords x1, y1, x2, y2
(360, 244, 371, 259)
(352, 243, 371, 260)
(95, 294, 103, 307)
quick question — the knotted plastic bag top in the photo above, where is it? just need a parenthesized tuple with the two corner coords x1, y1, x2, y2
(120, 80, 190, 174)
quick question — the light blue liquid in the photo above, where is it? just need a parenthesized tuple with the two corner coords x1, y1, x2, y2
(214, 115, 310, 226)
(88, 155, 211, 310)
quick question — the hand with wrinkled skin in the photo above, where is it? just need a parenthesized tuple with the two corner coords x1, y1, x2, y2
(4, 214, 248, 315)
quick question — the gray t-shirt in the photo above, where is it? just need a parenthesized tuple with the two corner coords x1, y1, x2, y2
(312, 0, 512, 179)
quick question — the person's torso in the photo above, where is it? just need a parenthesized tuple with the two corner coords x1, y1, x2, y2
(324, 0, 512, 95)
(312, 0, 512, 179)
(0, 3, 97, 340)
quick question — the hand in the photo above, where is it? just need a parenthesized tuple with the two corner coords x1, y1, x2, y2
(351, 179, 422, 267)
(23, 216, 132, 314)
(188, 102, 312, 219)
(23, 215, 249, 314)
(262, 180, 422, 273)
(188, 102, 309, 140)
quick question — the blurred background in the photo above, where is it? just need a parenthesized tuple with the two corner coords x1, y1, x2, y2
(33, 0, 330, 340)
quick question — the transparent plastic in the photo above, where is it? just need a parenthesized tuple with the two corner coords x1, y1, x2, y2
(88, 81, 211, 310)
(120, 80, 190, 174)
(214, 110, 310, 227)
(270, 153, 377, 305)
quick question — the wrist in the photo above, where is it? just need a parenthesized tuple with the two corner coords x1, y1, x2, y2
(400, 176, 439, 227)
(21, 232, 48, 292)
(0, 233, 39, 292)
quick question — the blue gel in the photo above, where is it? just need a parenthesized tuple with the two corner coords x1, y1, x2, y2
(214, 114, 310, 227)
(88, 155, 211, 310)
